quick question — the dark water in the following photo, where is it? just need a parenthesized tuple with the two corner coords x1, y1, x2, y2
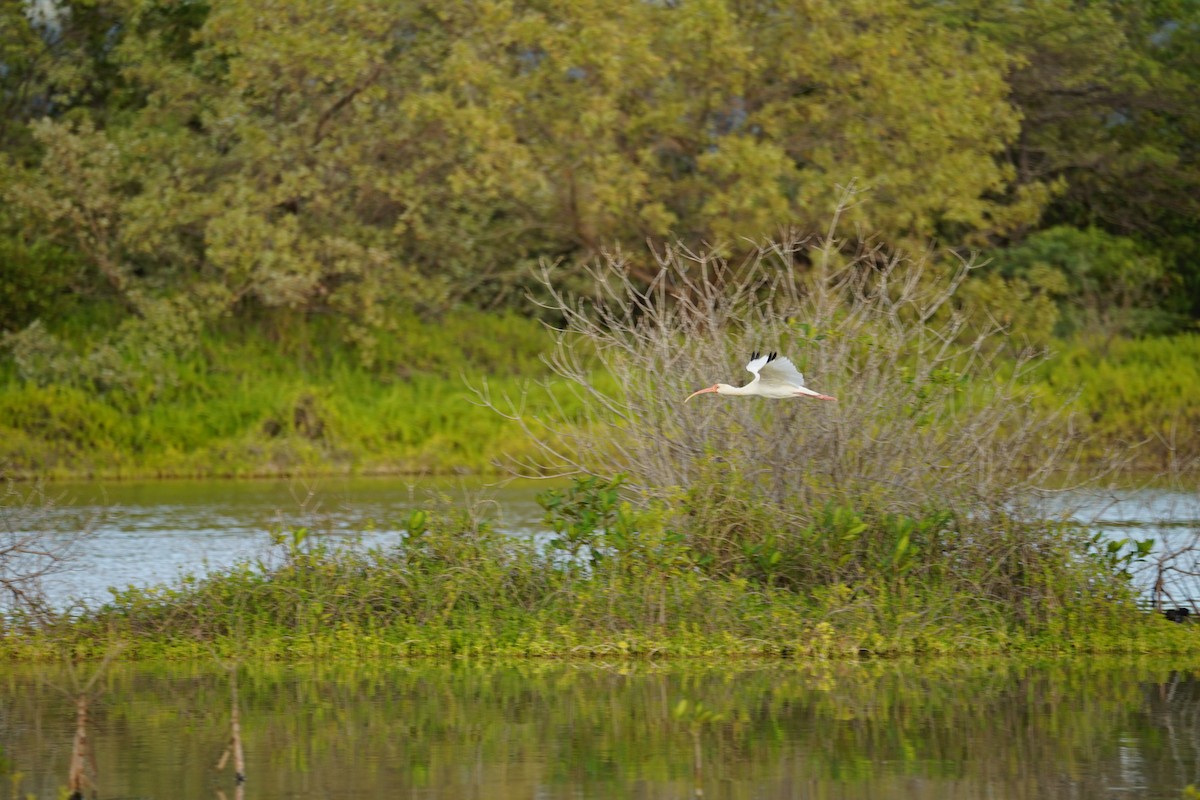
(3, 658, 1200, 799)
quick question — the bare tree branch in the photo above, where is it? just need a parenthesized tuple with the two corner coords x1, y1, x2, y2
(0, 482, 93, 619)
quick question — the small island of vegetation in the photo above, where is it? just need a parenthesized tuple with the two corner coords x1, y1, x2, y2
(1, 0, 1198, 661)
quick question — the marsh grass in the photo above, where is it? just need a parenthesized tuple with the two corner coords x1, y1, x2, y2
(6, 479, 1193, 662)
(1034, 334, 1200, 471)
(0, 311, 555, 478)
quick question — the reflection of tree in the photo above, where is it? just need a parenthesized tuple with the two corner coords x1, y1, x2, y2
(1, 659, 1199, 798)
(1141, 672, 1200, 791)
(42, 647, 124, 800)
(214, 664, 247, 794)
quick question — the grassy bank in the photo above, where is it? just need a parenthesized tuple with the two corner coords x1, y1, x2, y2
(1032, 334, 1200, 471)
(1, 310, 1197, 481)
(0, 311, 565, 479)
(3, 477, 1196, 661)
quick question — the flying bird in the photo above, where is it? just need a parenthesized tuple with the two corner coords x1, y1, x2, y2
(685, 351, 836, 402)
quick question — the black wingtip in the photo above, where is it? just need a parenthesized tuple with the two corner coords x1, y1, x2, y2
(767, 351, 777, 362)
(750, 350, 759, 361)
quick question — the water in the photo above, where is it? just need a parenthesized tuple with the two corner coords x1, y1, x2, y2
(6, 477, 551, 609)
(4, 481, 1200, 798)
(10, 477, 1197, 610)
(1056, 483, 1200, 602)
(3, 658, 1200, 799)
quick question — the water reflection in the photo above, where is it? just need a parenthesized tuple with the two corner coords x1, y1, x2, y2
(2, 658, 1200, 799)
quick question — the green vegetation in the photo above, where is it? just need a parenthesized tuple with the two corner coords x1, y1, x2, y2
(0, 306, 1196, 479)
(1, 0, 1198, 369)
(5, 236, 1198, 662)
(1, 0, 1198, 660)
(4, 474, 1194, 661)
(1, 0, 1197, 481)
(1033, 334, 1200, 470)
(0, 310, 558, 478)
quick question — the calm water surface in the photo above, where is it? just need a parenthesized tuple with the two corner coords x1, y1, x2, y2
(3, 658, 1200, 799)
(22, 477, 550, 608)
(5, 482, 1200, 798)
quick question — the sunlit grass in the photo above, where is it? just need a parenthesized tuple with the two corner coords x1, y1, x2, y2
(1, 304, 1196, 480)
(0, 310, 563, 478)
(1032, 334, 1200, 470)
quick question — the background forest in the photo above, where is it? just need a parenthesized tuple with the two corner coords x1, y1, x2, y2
(0, 0, 1198, 478)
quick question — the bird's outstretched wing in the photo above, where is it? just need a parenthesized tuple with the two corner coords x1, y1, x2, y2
(758, 355, 805, 389)
(746, 350, 778, 378)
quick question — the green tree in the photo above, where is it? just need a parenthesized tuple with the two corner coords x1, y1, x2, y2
(934, 0, 1200, 317)
(7, 0, 1167, 369)
(988, 225, 1175, 341)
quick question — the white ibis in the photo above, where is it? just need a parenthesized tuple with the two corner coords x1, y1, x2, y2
(685, 351, 836, 402)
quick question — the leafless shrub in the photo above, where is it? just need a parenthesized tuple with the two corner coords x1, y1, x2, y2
(473, 190, 1140, 617)
(0, 482, 91, 618)
(478, 190, 1086, 518)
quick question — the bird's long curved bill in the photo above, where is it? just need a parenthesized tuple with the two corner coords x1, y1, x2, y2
(684, 387, 718, 403)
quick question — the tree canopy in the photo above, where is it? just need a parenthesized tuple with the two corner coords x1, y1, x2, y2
(2, 0, 1197, 370)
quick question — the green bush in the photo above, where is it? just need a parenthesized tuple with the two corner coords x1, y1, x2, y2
(0, 236, 83, 334)
(3, 478, 1176, 661)
(986, 226, 1184, 339)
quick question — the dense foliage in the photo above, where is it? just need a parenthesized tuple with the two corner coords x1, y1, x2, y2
(1, 0, 1197, 372)
(1, 2, 1197, 660)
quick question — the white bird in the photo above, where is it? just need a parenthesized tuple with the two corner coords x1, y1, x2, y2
(685, 351, 836, 403)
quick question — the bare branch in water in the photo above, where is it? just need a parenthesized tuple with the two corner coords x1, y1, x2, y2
(0, 481, 95, 619)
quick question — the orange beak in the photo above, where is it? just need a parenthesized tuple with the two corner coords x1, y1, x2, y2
(684, 386, 718, 403)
